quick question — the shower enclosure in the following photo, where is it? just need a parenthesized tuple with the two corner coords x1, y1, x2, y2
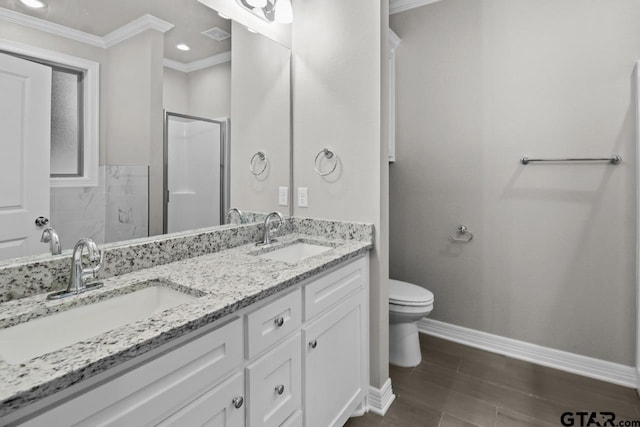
(163, 112, 229, 234)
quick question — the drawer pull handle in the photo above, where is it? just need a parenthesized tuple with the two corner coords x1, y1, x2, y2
(232, 396, 244, 409)
(274, 316, 285, 327)
(309, 339, 318, 349)
(275, 384, 285, 395)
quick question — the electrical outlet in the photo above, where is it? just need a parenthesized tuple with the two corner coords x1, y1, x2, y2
(278, 187, 288, 206)
(297, 187, 308, 208)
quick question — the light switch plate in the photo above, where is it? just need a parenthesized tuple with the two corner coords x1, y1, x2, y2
(278, 187, 288, 206)
(297, 187, 308, 208)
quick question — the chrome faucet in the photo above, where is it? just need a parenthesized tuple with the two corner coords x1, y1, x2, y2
(226, 207, 244, 224)
(47, 238, 104, 300)
(259, 212, 283, 246)
(40, 227, 61, 255)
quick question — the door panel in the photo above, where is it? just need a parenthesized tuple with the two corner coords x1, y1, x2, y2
(0, 53, 51, 260)
(303, 293, 364, 427)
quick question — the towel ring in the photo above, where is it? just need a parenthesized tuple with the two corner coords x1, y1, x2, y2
(314, 148, 338, 176)
(450, 225, 473, 242)
(250, 151, 268, 176)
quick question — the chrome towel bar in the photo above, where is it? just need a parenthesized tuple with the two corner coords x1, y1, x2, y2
(520, 155, 622, 165)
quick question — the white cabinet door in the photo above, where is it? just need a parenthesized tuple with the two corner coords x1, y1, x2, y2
(303, 291, 365, 427)
(0, 52, 51, 260)
(246, 333, 301, 427)
(158, 373, 245, 427)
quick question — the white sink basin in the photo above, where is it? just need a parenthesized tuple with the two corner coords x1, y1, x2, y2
(0, 282, 198, 364)
(256, 242, 332, 263)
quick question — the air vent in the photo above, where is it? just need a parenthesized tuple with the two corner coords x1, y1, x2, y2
(201, 27, 231, 42)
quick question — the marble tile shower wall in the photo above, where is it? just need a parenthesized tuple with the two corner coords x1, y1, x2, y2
(50, 168, 106, 248)
(0, 217, 374, 303)
(105, 165, 149, 243)
(50, 166, 149, 252)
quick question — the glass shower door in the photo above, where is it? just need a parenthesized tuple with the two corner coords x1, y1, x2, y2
(164, 112, 229, 234)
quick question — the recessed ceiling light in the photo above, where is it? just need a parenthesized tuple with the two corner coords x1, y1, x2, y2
(218, 12, 230, 19)
(20, 0, 46, 8)
(247, 27, 258, 34)
(176, 44, 191, 51)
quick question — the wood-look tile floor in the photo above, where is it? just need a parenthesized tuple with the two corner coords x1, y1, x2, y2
(345, 334, 640, 427)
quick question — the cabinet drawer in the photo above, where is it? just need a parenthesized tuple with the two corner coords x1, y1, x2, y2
(246, 333, 301, 427)
(246, 288, 301, 359)
(21, 318, 244, 427)
(304, 256, 366, 321)
(158, 372, 245, 427)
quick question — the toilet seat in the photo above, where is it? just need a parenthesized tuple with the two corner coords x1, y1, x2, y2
(389, 279, 434, 307)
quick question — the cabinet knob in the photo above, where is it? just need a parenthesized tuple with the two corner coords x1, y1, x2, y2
(275, 384, 285, 395)
(232, 396, 244, 409)
(309, 339, 318, 349)
(274, 316, 285, 327)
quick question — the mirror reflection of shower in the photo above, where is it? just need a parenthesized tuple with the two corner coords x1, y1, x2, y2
(163, 112, 230, 234)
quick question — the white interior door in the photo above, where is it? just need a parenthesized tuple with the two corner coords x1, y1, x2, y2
(0, 52, 51, 260)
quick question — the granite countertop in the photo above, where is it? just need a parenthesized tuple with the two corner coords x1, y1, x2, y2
(0, 232, 372, 417)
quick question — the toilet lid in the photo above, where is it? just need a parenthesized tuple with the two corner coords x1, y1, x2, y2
(389, 279, 434, 306)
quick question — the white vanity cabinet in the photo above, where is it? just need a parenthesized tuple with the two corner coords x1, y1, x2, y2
(302, 256, 369, 427)
(11, 254, 369, 427)
(18, 317, 246, 427)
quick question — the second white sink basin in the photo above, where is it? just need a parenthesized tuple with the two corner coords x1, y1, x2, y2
(256, 242, 332, 263)
(0, 281, 199, 364)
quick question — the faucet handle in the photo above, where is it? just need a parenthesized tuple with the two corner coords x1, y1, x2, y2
(82, 244, 104, 278)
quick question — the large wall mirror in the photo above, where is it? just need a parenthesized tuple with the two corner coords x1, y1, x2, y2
(0, 0, 292, 262)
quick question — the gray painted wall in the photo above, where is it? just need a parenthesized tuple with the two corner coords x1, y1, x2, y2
(162, 62, 231, 119)
(231, 21, 290, 215)
(293, 0, 389, 387)
(105, 30, 164, 236)
(390, 0, 640, 365)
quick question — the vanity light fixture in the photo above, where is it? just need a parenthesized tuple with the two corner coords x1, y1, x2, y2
(176, 43, 191, 51)
(20, 0, 46, 8)
(236, 0, 293, 24)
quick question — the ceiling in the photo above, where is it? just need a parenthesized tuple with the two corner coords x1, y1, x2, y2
(0, 0, 231, 62)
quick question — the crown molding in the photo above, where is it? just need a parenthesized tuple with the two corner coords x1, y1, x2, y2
(103, 14, 174, 48)
(163, 51, 231, 73)
(0, 7, 104, 47)
(0, 8, 174, 49)
(390, 0, 445, 15)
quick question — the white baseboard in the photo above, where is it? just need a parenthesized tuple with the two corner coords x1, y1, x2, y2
(418, 319, 636, 389)
(367, 378, 396, 415)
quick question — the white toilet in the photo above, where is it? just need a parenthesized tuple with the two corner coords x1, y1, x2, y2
(389, 279, 434, 367)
